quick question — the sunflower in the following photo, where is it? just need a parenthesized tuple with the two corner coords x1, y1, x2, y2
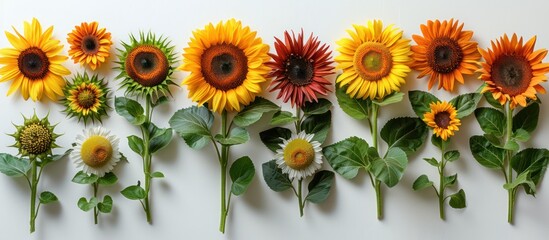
(423, 101, 461, 141)
(0, 18, 70, 101)
(411, 19, 481, 91)
(267, 30, 334, 107)
(62, 72, 110, 124)
(478, 34, 549, 108)
(71, 126, 121, 177)
(67, 22, 112, 70)
(115, 32, 177, 98)
(335, 20, 412, 100)
(275, 131, 322, 180)
(10, 112, 60, 160)
(181, 19, 271, 113)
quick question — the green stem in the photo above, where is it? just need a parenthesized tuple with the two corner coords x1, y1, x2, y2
(371, 104, 379, 150)
(93, 183, 99, 225)
(298, 179, 304, 217)
(438, 144, 446, 220)
(29, 159, 37, 233)
(369, 104, 382, 220)
(142, 96, 153, 224)
(295, 107, 302, 133)
(504, 102, 515, 224)
(375, 180, 382, 220)
(219, 110, 229, 233)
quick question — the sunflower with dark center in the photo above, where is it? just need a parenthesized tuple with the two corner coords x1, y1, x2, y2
(335, 20, 412, 100)
(115, 32, 177, 98)
(67, 22, 112, 70)
(267, 30, 334, 107)
(411, 19, 481, 92)
(0, 18, 70, 101)
(478, 34, 549, 108)
(62, 72, 110, 124)
(10, 112, 60, 160)
(423, 101, 461, 141)
(181, 19, 271, 113)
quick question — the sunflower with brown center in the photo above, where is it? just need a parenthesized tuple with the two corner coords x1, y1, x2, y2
(115, 32, 177, 98)
(411, 19, 481, 91)
(67, 22, 112, 70)
(181, 19, 271, 113)
(267, 30, 334, 107)
(423, 101, 461, 141)
(479, 34, 549, 108)
(62, 72, 110, 124)
(0, 18, 70, 101)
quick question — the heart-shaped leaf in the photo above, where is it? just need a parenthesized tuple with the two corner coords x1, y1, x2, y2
(0, 153, 30, 177)
(97, 195, 113, 213)
(449, 189, 466, 209)
(39, 191, 58, 204)
(169, 106, 214, 149)
(97, 172, 118, 185)
(115, 97, 146, 125)
(474, 107, 505, 137)
(262, 160, 292, 192)
(230, 156, 255, 196)
(371, 147, 407, 187)
(78, 197, 98, 212)
(381, 117, 428, 155)
(412, 174, 433, 191)
(72, 171, 99, 184)
(469, 135, 505, 169)
(306, 171, 335, 204)
(121, 185, 147, 200)
(323, 137, 370, 179)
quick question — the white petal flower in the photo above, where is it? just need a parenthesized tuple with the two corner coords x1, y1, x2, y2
(71, 126, 121, 177)
(275, 131, 323, 180)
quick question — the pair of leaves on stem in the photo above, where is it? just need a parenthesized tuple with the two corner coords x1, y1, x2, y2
(72, 171, 118, 213)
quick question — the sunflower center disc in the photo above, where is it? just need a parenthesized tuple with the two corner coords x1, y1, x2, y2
(17, 47, 50, 80)
(82, 35, 99, 54)
(125, 45, 169, 87)
(20, 123, 52, 155)
(434, 111, 451, 129)
(81, 135, 113, 168)
(283, 138, 315, 170)
(77, 89, 96, 108)
(201, 44, 248, 91)
(428, 37, 463, 74)
(491, 55, 533, 96)
(354, 42, 393, 81)
(285, 54, 314, 86)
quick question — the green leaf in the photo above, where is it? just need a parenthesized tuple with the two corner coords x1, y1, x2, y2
(443, 174, 457, 188)
(169, 106, 214, 149)
(469, 135, 505, 169)
(380, 117, 428, 155)
(323, 137, 370, 179)
(0, 153, 30, 177)
(230, 156, 255, 196)
(512, 129, 530, 142)
(503, 171, 536, 192)
(302, 98, 332, 115)
(408, 90, 440, 118)
(371, 147, 407, 187)
(474, 107, 505, 137)
(152, 96, 169, 107)
(305, 171, 335, 204)
(431, 135, 449, 150)
(449, 189, 466, 209)
(71, 171, 99, 184)
(214, 127, 250, 146)
(503, 140, 519, 151)
(513, 103, 539, 133)
(511, 148, 549, 195)
(39, 191, 58, 204)
(50, 149, 72, 162)
(484, 91, 504, 110)
(121, 185, 147, 200)
(484, 133, 501, 147)
(145, 122, 173, 154)
(127, 135, 144, 155)
(444, 150, 460, 162)
(412, 174, 433, 191)
(233, 97, 279, 127)
(149, 171, 165, 178)
(270, 111, 297, 125)
(262, 160, 292, 192)
(449, 93, 482, 118)
(259, 127, 292, 152)
(97, 195, 113, 213)
(97, 172, 118, 185)
(115, 97, 146, 125)
(373, 92, 404, 106)
(301, 111, 331, 143)
(335, 83, 371, 120)
(423, 158, 439, 167)
(78, 197, 98, 212)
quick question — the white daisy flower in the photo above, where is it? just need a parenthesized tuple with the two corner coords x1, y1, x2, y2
(71, 126, 121, 177)
(275, 131, 323, 180)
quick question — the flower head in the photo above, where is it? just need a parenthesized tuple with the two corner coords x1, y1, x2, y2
(71, 126, 121, 177)
(67, 22, 112, 70)
(423, 101, 461, 140)
(10, 112, 60, 160)
(62, 72, 110, 125)
(275, 131, 322, 180)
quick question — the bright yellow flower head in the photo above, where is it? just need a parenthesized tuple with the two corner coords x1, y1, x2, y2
(423, 101, 461, 141)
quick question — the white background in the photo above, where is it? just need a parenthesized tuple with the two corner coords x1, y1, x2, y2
(1, 0, 549, 239)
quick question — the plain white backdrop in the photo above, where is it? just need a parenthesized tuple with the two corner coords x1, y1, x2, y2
(1, 0, 549, 239)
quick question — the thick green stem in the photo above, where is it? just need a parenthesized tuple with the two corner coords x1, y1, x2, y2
(369, 104, 383, 220)
(219, 110, 229, 233)
(438, 144, 446, 220)
(29, 160, 38, 233)
(375, 180, 383, 220)
(504, 102, 515, 224)
(142, 97, 153, 223)
(93, 183, 99, 224)
(298, 179, 304, 217)
(371, 104, 379, 150)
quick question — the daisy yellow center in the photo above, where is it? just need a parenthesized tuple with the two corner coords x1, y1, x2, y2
(125, 45, 169, 87)
(17, 47, 50, 80)
(82, 35, 99, 54)
(491, 55, 532, 96)
(283, 139, 315, 170)
(201, 44, 248, 91)
(285, 54, 314, 86)
(354, 42, 392, 81)
(20, 123, 52, 155)
(427, 37, 463, 74)
(434, 111, 451, 129)
(80, 135, 113, 168)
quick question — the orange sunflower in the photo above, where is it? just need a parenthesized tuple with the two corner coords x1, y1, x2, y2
(411, 19, 480, 91)
(478, 34, 549, 108)
(423, 101, 461, 141)
(67, 22, 112, 70)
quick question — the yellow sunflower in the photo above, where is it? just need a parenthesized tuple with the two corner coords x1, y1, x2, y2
(411, 19, 481, 91)
(0, 18, 70, 101)
(423, 101, 461, 141)
(67, 22, 112, 70)
(181, 19, 271, 113)
(478, 34, 549, 108)
(335, 20, 412, 100)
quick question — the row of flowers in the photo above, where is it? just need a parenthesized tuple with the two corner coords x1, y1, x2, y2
(0, 18, 548, 234)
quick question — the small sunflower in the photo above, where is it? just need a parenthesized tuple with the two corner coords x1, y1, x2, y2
(0, 18, 70, 101)
(335, 20, 412, 100)
(275, 131, 322, 180)
(423, 101, 461, 141)
(67, 22, 112, 70)
(267, 30, 334, 107)
(71, 126, 121, 177)
(62, 72, 110, 124)
(478, 34, 549, 108)
(181, 19, 271, 113)
(411, 19, 481, 91)
(115, 32, 177, 98)
(10, 112, 60, 160)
